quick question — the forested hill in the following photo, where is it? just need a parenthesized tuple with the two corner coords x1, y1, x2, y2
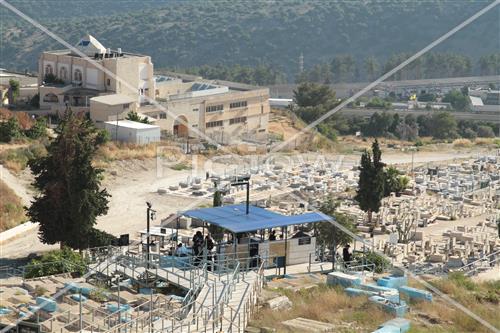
(1, 0, 498, 81)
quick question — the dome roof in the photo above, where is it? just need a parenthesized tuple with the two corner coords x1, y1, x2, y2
(74, 34, 106, 56)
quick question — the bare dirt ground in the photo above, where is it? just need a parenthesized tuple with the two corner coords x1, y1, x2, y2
(0, 143, 495, 261)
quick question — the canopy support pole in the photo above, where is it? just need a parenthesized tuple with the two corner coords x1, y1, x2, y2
(284, 226, 288, 276)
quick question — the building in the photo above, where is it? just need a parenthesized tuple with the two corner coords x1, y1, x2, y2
(36, 34, 270, 145)
(104, 120, 160, 144)
(89, 94, 137, 125)
(38, 34, 154, 113)
(0, 68, 38, 106)
(141, 73, 270, 144)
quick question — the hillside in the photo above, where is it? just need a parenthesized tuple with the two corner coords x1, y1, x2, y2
(1, 0, 498, 80)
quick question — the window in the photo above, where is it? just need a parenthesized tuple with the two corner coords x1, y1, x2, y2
(298, 237, 311, 245)
(206, 120, 223, 128)
(122, 103, 130, 109)
(206, 104, 223, 112)
(230, 101, 248, 109)
(73, 69, 82, 82)
(192, 124, 198, 128)
(45, 64, 53, 76)
(43, 93, 58, 103)
(258, 129, 266, 132)
(59, 67, 67, 80)
(192, 108, 199, 112)
(159, 112, 167, 119)
(229, 116, 247, 125)
(107, 78, 111, 86)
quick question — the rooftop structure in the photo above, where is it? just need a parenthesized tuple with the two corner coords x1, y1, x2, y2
(144, 74, 270, 144)
(38, 34, 154, 113)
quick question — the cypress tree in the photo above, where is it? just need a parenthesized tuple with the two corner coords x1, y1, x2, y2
(27, 109, 110, 250)
(355, 139, 385, 234)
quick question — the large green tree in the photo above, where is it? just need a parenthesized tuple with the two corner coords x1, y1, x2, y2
(355, 140, 385, 231)
(27, 110, 110, 250)
(317, 197, 357, 252)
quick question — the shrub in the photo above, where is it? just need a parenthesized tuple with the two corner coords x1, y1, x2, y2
(476, 125, 495, 138)
(364, 251, 390, 273)
(34, 286, 48, 297)
(0, 118, 22, 142)
(85, 229, 118, 248)
(24, 247, 87, 278)
(26, 118, 47, 139)
(0, 144, 47, 172)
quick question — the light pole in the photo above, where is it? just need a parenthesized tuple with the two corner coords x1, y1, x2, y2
(230, 175, 251, 214)
(146, 202, 156, 268)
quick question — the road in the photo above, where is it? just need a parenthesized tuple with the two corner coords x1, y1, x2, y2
(338, 108, 500, 123)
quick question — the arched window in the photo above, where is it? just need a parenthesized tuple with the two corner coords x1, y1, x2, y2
(73, 69, 82, 82)
(45, 64, 53, 76)
(43, 93, 59, 103)
(59, 67, 67, 80)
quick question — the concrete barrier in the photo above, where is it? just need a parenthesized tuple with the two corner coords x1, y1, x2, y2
(36, 297, 57, 312)
(377, 275, 408, 289)
(398, 286, 433, 302)
(0, 222, 37, 244)
(326, 272, 361, 287)
(373, 318, 411, 333)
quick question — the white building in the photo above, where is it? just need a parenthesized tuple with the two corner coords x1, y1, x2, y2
(104, 120, 160, 144)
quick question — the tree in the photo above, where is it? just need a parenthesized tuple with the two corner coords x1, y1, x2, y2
(317, 197, 357, 263)
(30, 93, 40, 108)
(394, 202, 417, 244)
(442, 90, 470, 111)
(476, 125, 495, 138)
(8, 79, 19, 104)
(428, 112, 458, 139)
(26, 117, 47, 140)
(293, 82, 337, 108)
(0, 117, 22, 142)
(208, 183, 226, 242)
(355, 140, 385, 231)
(384, 166, 409, 196)
(27, 109, 110, 250)
(126, 111, 150, 124)
(364, 56, 379, 81)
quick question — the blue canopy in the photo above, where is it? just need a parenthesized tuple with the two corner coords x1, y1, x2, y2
(181, 204, 332, 233)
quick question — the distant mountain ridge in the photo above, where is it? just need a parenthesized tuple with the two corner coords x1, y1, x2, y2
(1, 0, 498, 80)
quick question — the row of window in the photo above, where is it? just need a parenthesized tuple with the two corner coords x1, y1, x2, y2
(44, 64, 82, 82)
(206, 104, 224, 113)
(230, 101, 247, 109)
(229, 116, 247, 125)
(206, 116, 248, 128)
(205, 101, 248, 113)
(206, 120, 223, 128)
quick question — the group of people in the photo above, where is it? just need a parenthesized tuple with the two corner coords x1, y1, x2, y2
(175, 231, 215, 266)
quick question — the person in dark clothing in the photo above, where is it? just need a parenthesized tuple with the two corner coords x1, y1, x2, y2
(269, 230, 276, 241)
(205, 234, 215, 270)
(342, 244, 352, 267)
(192, 231, 204, 265)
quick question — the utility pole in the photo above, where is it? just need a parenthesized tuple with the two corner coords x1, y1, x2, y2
(79, 289, 83, 332)
(146, 202, 156, 268)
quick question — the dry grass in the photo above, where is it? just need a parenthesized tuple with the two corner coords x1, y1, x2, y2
(452, 139, 473, 148)
(0, 143, 47, 173)
(251, 274, 500, 333)
(405, 274, 500, 333)
(250, 284, 392, 332)
(0, 179, 26, 231)
(95, 142, 183, 166)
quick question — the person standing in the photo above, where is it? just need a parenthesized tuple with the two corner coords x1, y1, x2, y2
(205, 234, 215, 270)
(342, 244, 352, 268)
(192, 231, 204, 265)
